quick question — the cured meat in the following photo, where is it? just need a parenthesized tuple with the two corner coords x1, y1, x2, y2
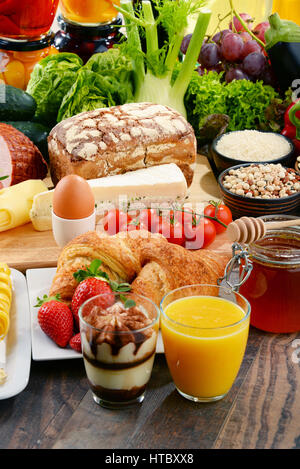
(0, 123, 48, 187)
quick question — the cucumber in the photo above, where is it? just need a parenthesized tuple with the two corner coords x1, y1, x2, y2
(3, 121, 50, 161)
(0, 84, 37, 121)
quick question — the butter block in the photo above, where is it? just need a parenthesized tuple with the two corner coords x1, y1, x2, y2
(0, 180, 48, 232)
(30, 164, 188, 231)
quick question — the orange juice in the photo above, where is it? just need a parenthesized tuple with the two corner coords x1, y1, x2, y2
(161, 295, 250, 401)
(60, 0, 120, 25)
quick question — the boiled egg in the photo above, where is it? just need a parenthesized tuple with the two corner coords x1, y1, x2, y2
(53, 174, 95, 220)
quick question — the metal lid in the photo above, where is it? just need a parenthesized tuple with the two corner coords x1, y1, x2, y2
(0, 32, 54, 51)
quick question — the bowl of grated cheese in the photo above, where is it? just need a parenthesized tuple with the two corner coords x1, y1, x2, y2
(211, 130, 295, 175)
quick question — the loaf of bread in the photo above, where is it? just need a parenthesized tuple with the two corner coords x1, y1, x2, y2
(48, 102, 197, 186)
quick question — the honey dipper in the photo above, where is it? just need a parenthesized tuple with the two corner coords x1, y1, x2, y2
(226, 217, 300, 244)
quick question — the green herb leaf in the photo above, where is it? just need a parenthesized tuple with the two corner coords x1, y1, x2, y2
(120, 294, 136, 309)
(34, 293, 62, 307)
(73, 259, 109, 283)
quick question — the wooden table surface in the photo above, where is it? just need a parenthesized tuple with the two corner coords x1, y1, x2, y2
(0, 326, 300, 449)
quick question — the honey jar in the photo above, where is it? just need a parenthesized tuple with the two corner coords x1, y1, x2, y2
(239, 215, 300, 333)
(0, 34, 58, 90)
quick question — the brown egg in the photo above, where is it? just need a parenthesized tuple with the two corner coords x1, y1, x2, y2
(53, 175, 95, 220)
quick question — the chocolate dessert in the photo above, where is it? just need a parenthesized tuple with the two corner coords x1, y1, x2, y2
(80, 299, 159, 406)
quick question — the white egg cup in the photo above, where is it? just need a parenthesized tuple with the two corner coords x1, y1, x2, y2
(52, 209, 96, 248)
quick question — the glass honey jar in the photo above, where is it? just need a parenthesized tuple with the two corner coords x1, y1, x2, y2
(239, 215, 300, 333)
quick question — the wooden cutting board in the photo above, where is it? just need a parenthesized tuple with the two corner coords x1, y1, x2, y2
(0, 155, 232, 272)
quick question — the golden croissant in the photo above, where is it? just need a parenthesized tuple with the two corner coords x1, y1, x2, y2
(50, 230, 230, 306)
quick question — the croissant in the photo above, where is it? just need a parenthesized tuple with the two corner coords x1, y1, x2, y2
(49, 230, 230, 306)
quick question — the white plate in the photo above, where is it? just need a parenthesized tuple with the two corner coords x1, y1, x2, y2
(0, 269, 31, 400)
(26, 267, 164, 361)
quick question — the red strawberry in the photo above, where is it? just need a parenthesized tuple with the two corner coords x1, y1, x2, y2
(71, 259, 131, 329)
(69, 333, 82, 353)
(35, 295, 74, 348)
(71, 277, 115, 329)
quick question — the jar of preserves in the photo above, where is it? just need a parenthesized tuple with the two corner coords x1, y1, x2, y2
(0, 34, 58, 89)
(59, 0, 120, 26)
(239, 215, 300, 333)
(0, 0, 59, 39)
(53, 15, 123, 63)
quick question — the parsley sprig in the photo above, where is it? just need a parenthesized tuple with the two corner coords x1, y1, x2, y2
(73, 259, 135, 307)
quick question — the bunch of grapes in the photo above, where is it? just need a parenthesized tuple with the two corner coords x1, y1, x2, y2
(181, 13, 277, 87)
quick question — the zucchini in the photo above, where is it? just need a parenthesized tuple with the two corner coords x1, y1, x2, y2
(0, 84, 37, 121)
(3, 121, 50, 161)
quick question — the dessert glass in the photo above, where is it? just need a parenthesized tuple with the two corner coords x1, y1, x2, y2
(79, 292, 159, 409)
(160, 284, 250, 403)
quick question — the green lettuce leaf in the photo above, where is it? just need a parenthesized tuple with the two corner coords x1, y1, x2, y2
(57, 69, 116, 122)
(26, 53, 83, 127)
(84, 48, 134, 105)
(225, 79, 280, 131)
(183, 70, 228, 143)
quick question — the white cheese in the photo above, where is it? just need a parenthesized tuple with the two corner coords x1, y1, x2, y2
(30, 164, 188, 231)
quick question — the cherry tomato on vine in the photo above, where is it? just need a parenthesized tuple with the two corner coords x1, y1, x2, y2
(157, 217, 185, 246)
(184, 218, 216, 250)
(103, 209, 132, 235)
(204, 203, 232, 234)
(119, 218, 149, 232)
(138, 209, 160, 233)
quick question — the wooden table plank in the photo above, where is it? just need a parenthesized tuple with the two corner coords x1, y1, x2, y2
(214, 332, 300, 449)
(50, 330, 264, 450)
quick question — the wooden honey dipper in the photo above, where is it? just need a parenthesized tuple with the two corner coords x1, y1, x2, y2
(226, 217, 300, 244)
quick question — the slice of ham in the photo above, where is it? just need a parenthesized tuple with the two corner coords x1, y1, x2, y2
(0, 123, 48, 188)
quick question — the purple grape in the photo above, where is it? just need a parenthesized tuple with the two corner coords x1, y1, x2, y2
(212, 29, 231, 44)
(221, 33, 244, 62)
(242, 52, 267, 78)
(197, 63, 224, 76)
(240, 40, 263, 60)
(199, 42, 221, 68)
(180, 34, 192, 55)
(225, 68, 250, 83)
(239, 31, 252, 43)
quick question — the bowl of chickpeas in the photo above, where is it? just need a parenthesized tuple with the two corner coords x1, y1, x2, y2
(218, 163, 300, 219)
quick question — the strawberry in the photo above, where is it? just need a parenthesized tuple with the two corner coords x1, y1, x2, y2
(71, 259, 132, 329)
(35, 294, 74, 348)
(71, 277, 115, 329)
(69, 333, 82, 353)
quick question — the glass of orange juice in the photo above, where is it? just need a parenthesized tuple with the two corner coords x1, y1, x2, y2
(160, 284, 251, 403)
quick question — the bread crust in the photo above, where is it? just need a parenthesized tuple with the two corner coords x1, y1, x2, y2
(48, 103, 196, 186)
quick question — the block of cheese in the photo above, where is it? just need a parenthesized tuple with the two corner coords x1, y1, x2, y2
(0, 179, 48, 232)
(30, 163, 188, 231)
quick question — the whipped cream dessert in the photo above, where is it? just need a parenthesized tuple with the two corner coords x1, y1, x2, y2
(80, 300, 158, 404)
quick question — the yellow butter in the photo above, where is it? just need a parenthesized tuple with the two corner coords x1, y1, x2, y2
(0, 180, 48, 232)
(0, 264, 11, 340)
(0, 282, 12, 301)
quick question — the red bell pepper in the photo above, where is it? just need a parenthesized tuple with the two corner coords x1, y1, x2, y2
(282, 99, 300, 154)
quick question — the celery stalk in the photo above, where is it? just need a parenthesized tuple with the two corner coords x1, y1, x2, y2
(171, 10, 212, 100)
